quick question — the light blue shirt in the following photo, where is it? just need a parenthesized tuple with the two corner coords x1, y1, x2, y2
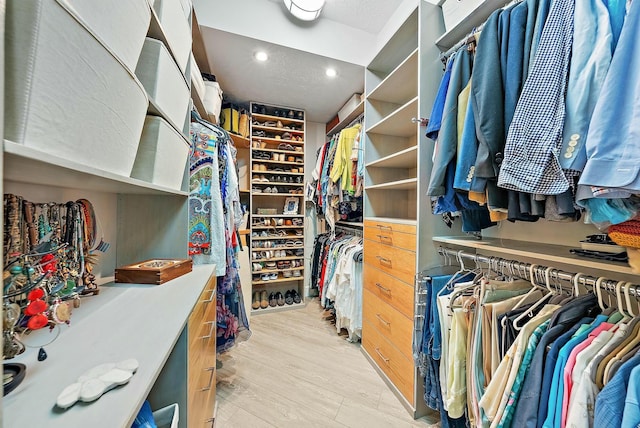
(579, 0, 640, 193)
(559, 0, 614, 172)
(595, 351, 640, 428)
(621, 364, 640, 428)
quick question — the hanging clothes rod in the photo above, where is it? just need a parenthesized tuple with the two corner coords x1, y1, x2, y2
(334, 222, 363, 237)
(440, 24, 483, 62)
(436, 246, 640, 297)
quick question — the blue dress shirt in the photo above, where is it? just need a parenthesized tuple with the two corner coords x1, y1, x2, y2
(595, 351, 640, 428)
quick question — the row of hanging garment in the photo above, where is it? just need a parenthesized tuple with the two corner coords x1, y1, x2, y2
(416, 253, 640, 428)
(426, 0, 639, 239)
(310, 230, 363, 341)
(189, 111, 250, 353)
(310, 121, 364, 231)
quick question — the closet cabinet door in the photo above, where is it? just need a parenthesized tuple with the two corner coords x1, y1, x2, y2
(188, 279, 217, 427)
(364, 239, 416, 285)
(362, 319, 415, 402)
(363, 266, 414, 319)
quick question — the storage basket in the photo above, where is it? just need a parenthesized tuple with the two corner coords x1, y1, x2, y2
(190, 53, 206, 103)
(152, 403, 179, 428)
(136, 38, 190, 131)
(257, 208, 278, 215)
(5, 0, 148, 177)
(131, 116, 191, 190)
(152, 0, 192, 75)
(203, 81, 224, 120)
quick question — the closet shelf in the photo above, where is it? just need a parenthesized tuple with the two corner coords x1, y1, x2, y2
(251, 235, 303, 241)
(251, 137, 304, 145)
(368, 48, 418, 105)
(435, 0, 507, 51)
(148, 7, 189, 87)
(326, 100, 365, 136)
(252, 214, 304, 218)
(251, 256, 304, 262)
(229, 134, 251, 150)
(367, 96, 418, 138)
(252, 225, 303, 230)
(191, 10, 212, 74)
(252, 125, 304, 135)
(4, 265, 216, 428)
(364, 217, 417, 226)
(251, 182, 304, 187)
(366, 145, 418, 169)
(433, 236, 640, 276)
(239, 189, 251, 193)
(252, 159, 304, 167)
(251, 113, 304, 125)
(252, 170, 304, 177)
(251, 301, 305, 315)
(366, 178, 418, 191)
(4, 140, 188, 196)
(251, 147, 304, 155)
(252, 267, 305, 275)
(251, 276, 305, 285)
(252, 193, 304, 197)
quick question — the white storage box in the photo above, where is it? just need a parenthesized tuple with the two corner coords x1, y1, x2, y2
(137, 38, 190, 131)
(190, 53, 206, 104)
(338, 94, 362, 121)
(62, 0, 150, 72)
(203, 81, 224, 120)
(152, 403, 179, 428)
(132, 116, 191, 190)
(5, 0, 148, 177)
(441, 0, 485, 32)
(152, 0, 192, 76)
(179, 0, 192, 19)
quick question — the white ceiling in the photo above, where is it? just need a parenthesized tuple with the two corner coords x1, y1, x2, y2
(194, 0, 422, 123)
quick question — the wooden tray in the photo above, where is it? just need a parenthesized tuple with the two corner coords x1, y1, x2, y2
(115, 259, 193, 285)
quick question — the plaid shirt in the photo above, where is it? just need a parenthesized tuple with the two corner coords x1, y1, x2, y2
(498, 0, 575, 195)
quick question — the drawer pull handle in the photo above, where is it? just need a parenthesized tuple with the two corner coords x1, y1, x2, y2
(203, 288, 216, 303)
(375, 282, 391, 294)
(375, 347, 390, 364)
(201, 366, 215, 391)
(376, 256, 392, 266)
(376, 234, 393, 244)
(376, 313, 391, 326)
(376, 224, 392, 231)
(199, 321, 216, 340)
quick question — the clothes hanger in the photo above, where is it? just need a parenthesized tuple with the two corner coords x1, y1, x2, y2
(615, 280, 632, 320)
(624, 281, 637, 318)
(512, 266, 555, 331)
(595, 277, 608, 312)
(573, 272, 584, 296)
(436, 250, 477, 298)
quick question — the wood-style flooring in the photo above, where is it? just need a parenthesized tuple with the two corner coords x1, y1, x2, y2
(215, 300, 440, 427)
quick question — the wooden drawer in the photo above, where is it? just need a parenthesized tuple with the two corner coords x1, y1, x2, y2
(362, 319, 415, 402)
(364, 219, 416, 236)
(363, 288, 413, 360)
(364, 266, 414, 319)
(364, 239, 416, 285)
(189, 286, 216, 342)
(189, 370, 216, 427)
(364, 222, 416, 252)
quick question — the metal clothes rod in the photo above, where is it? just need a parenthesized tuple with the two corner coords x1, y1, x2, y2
(334, 225, 363, 237)
(436, 246, 640, 297)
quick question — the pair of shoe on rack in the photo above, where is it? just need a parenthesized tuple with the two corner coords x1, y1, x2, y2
(268, 291, 285, 307)
(282, 270, 301, 278)
(252, 290, 269, 309)
(284, 289, 302, 305)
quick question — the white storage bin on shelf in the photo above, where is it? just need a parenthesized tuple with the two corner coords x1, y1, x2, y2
(5, 0, 148, 177)
(63, 0, 151, 72)
(179, 0, 192, 18)
(203, 81, 224, 120)
(152, 0, 192, 76)
(152, 403, 179, 428)
(131, 116, 191, 190)
(441, 0, 485, 31)
(190, 53, 206, 102)
(136, 38, 190, 131)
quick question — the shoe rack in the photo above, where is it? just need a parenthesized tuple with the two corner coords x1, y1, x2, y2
(249, 102, 306, 314)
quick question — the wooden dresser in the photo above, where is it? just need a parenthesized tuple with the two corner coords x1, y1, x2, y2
(362, 219, 417, 404)
(187, 273, 218, 427)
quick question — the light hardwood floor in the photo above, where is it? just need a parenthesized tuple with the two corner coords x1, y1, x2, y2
(215, 300, 440, 427)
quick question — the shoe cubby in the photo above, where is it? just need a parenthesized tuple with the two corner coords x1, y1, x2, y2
(249, 102, 305, 314)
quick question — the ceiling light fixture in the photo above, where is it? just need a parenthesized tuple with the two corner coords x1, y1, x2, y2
(325, 68, 337, 78)
(254, 51, 268, 62)
(283, 0, 325, 21)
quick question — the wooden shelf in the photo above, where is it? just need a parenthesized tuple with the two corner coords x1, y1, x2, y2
(4, 265, 216, 428)
(366, 145, 418, 169)
(4, 140, 188, 196)
(368, 48, 418, 105)
(252, 214, 304, 218)
(366, 178, 418, 191)
(251, 182, 304, 187)
(251, 136, 304, 145)
(367, 97, 418, 138)
(433, 236, 640, 276)
(326, 100, 365, 136)
(191, 10, 212, 74)
(435, 0, 506, 51)
(252, 159, 304, 167)
(239, 189, 251, 193)
(251, 301, 305, 315)
(364, 217, 417, 226)
(252, 267, 305, 274)
(251, 235, 303, 240)
(252, 276, 304, 285)
(252, 113, 304, 124)
(252, 193, 304, 197)
(336, 221, 364, 229)
(229, 133, 251, 149)
(251, 147, 304, 155)
(252, 225, 303, 230)
(251, 256, 304, 262)
(252, 125, 304, 135)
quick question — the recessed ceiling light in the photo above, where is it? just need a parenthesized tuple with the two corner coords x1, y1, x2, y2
(325, 68, 337, 78)
(254, 51, 268, 62)
(283, 0, 325, 21)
